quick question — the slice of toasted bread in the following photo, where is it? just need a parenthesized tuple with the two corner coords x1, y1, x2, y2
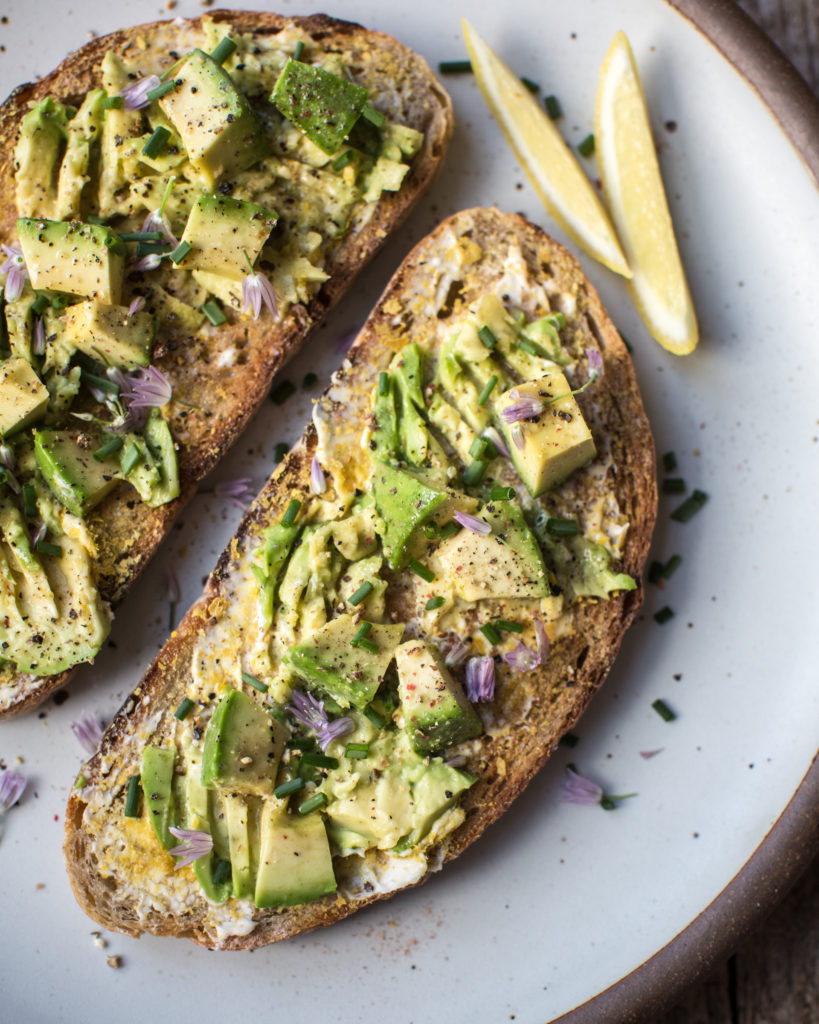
(64, 207, 656, 949)
(0, 10, 453, 718)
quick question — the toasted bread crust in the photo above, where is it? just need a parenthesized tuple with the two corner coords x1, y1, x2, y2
(64, 208, 657, 949)
(0, 9, 453, 717)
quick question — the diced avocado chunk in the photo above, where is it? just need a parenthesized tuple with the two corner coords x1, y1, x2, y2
(141, 745, 176, 851)
(286, 613, 405, 710)
(272, 59, 369, 155)
(177, 196, 277, 280)
(159, 49, 267, 186)
(141, 411, 179, 507)
(0, 357, 49, 437)
(496, 372, 596, 496)
(14, 97, 70, 219)
(395, 640, 483, 756)
(62, 300, 155, 369)
(437, 500, 549, 601)
(370, 371, 400, 462)
(223, 792, 254, 899)
(372, 462, 448, 570)
(201, 688, 287, 795)
(34, 428, 122, 516)
(56, 89, 106, 221)
(255, 799, 336, 908)
(391, 344, 429, 465)
(16, 218, 124, 304)
(251, 521, 301, 627)
(400, 761, 476, 846)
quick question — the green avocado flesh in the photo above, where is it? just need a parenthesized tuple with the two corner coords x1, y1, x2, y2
(272, 59, 369, 155)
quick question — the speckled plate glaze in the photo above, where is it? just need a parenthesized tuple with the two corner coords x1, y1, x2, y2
(0, 3, 817, 1023)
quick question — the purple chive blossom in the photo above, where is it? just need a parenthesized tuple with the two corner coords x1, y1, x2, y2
(128, 296, 146, 316)
(502, 641, 540, 671)
(241, 269, 278, 320)
(1, 244, 28, 301)
(131, 253, 162, 274)
(453, 510, 491, 536)
(465, 655, 495, 702)
(310, 456, 326, 495)
(71, 712, 103, 755)
(166, 567, 180, 605)
(287, 689, 354, 751)
(119, 74, 160, 110)
(122, 366, 172, 409)
(0, 769, 25, 813)
(510, 424, 525, 451)
(534, 617, 549, 664)
(560, 766, 603, 805)
(500, 397, 544, 424)
(31, 521, 47, 546)
(213, 477, 255, 510)
(333, 326, 360, 353)
(142, 208, 177, 246)
(316, 716, 354, 751)
(32, 316, 46, 357)
(167, 827, 213, 869)
(639, 749, 664, 760)
(442, 636, 470, 668)
(586, 347, 604, 381)
(482, 426, 509, 459)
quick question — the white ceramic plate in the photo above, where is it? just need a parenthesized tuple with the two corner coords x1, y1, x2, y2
(1, 2, 818, 1021)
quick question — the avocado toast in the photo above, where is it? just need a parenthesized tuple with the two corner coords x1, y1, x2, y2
(0, 9, 452, 717)
(64, 207, 656, 949)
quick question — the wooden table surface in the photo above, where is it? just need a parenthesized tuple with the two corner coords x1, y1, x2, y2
(659, 2, 819, 1022)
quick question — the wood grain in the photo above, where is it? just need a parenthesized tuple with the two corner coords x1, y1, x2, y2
(660, 2, 819, 1021)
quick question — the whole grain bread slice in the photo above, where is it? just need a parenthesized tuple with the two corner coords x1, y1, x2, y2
(0, 9, 453, 717)
(64, 207, 657, 949)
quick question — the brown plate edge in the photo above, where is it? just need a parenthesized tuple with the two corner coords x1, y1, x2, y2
(553, 1, 819, 1021)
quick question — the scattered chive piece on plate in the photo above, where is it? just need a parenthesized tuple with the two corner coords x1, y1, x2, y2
(662, 554, 682, 579)
(210, 36, 237, 65)
(652, 698, 676, 722)
(146, 80, 176, 102)
(364, 706, 386, 729)
(270, 379, 296, 405)
(489, 486, 516, 500)
(425, 595, 445, 611)
(648, 560, 664, 585)
(478, 325, 498, 349)
(302, 372, 318, 388)
(662, 477, 686, 494)
(546, 516, 579, 536)
(93, 436, 123, 462)
(352, 622, 378, 653)
(202, 300, 227, 326)
(168, 240, 192, 265)
(480, 622, 502, 645)
(241, 672, 268, 693)
(142, 125, 171, 159)
(521, 76, 540, 93)
(478, 374, 498, 405)
(101, 95, 123, 109)
(409, 558, 435, 583)
(577, 133, 596, 157)
(346, 742, 370, 759)
(378, 371, 390, 395)
(21, 482, 37, 517)
(118, 230, 164, 242)
(654, 606, 674, 624)
(274, 442, 289, 462)
(123, 775, 141, 817)
(670, 489, 708, 522)
(495, 620, 523, 633)
(439, 59, 473, 74)
(136, 239, 170, 257)
(349, 580, 374, 606)
(544, 94, 562, 119)
(174, 698, 195, 721)
(281, 499, 301, 527)
(558, 732, 580, 748)
(298, 792, 328, 815)
(274, 777, 305, 798)
(662, 451, 678, 473)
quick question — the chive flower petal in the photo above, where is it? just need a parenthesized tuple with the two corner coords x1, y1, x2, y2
(142, 208, 177, 247)
(32, 316, 45, 357)
(310, 456, 326, 495)
(121, 365, 172, 409)
(241, 270, 279, 320)
(586, 347, 604, 380)
(287, 689, 353, 751)
(501, 640, 540, 671)
(70, 711, 103, 755)
(213, 476, 255, 510)
(128, 296, 146, 316)
(0, 768, 26, 812)
(165, 567, 180, 604)
(452, 510, 491, 536)
(131, 253, 162, 274)
(119, 74, 161, 110)
(482, 426, 509, 459)
(500, 397, 544, 424)
(167, 826, 213, 869)
(560, 766, 604, 805)
(442, 635, 470, 668)
(465, 655, 495, 702)
(1, 244, 28, 301)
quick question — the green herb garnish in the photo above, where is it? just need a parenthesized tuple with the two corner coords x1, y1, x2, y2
(544, 94, 562, 119)
(202, 300, 227, 326)
(439, 522, 460, 541)
(274, 778, 305, 798)
(332, 149, 354, 171)
(478, 374, 498, 406)
(409, 559, 435, 583)
(652, 698, 676, 722)
(662, 478, 686, 494)
(349, 580, 374, 606)
(34, 540, 62, 558)
(425, 596, 445, 611)
(274, 442, 289, 463)
(303, 372, 318, 388)
(142, 125, 171, 159)
(281, 499, 301, 527)
(241, 672, 269, 693)
(462, 459, 488, 486)
(93, 436, 123, 462)
(345, 742, 370, 759)
(364, 706, 386, 730)
(578, 133, 595, 157)
(22, 482, 37, 517)
(489, 486, 516, 500)
(121, 442, 140, 475)
(480, 623, 501, 645)
(495, 620, 523, 634)
(210, 36, 237, 65)
(670, 490, 708, 522)
(439, 60, 473, 74)
(168, 240, 192, 265)
(521, 76, 540, 93)
(302, 752, 339, 770)
(174, 698, 195, 721)
(478, 325, 498, 349)
(298, 792, 328, 815)
(270, 379, 296, 405)
(662, 451, 678, 473)
(546, 516, 579, 536)
(654, 606, 674, 624)
(146, 80, 177, 102)
(123, 775, 141, 817)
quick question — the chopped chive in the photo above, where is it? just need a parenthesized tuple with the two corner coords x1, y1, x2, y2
(322, 694, 344, 716)
(281, 499, 301, 527)
(86, 215, 107, 225)
(136, 239, 171, 257)
(74, 772, 87, 789)
(212, 859, 231, 885)
(480, 623, 502, 645)
(478, 325, 498, 349)
(577, 133, 595, 157)
(298, 792, 328, 815)
(362, 103, 385, 128)
(30, 294, 50, 315)
(270, 706, 288, 726)
(174, 697, 195, 721)
(521, 76, 540, 93)
(652, 698, 676, 722)
(489, 486, 516, 500)
(352, 623, 378, 654)
(546, 516, 579, 536)
(302, 372, 318, 388)
(544, 94, 562, 119)
(662, 554, 682, 579)
(119, 230, 164, 243)
(82, 370, 119, 394)
(101, 95, 123, 109)
(558, 731, 579, 748)
(425, 595, 446, 611)
(654, 606, 674, 624)
(121, 442, 140, 475)
(439, 60, 472, 74)
(332, 149, 354, 171)
(423, 522, 438, 539)
(168, 240, 192, 264)
(293, 40, 305, 61)
(409, 558, 435, 583)
(469, 437, 489, 460)
(478, 374, 498, 406)
(352, 621, 372, 641)
(518, 337, 544, 357)
(349, 580, 374, 606)
(202, 300, 227, 326)
(210, 36, 237, 65)
(146, 80, 177, 102)
(270, 379, 296, 405)
(462, 459, 488, 486)
(241, 672, 269, 693)
(378, 371, 390, 395)
(22, 482, 37, 517)
(274, 777, 305, 798)
(302, 752, 339, 770)
(648, 560, 664, 585)
(34, 540, 62, 558)
(287, 736, 316, 751)
(662, 451, 678, 473)
(123, 774, 141, 817)
(545, 312, 566, 330)
(93, 436, 123, 462)
(495, 620, 523, 634)
(142, 125, 171, 159)
(662, 478, 686, 494)
(274, 442, 289, 463)
(346, 742, 369, 759)
(439, 522, 460, 540)
(364, 706, 386, 730)
(354, 637, 379, 654)
(670, 490, 708, 523)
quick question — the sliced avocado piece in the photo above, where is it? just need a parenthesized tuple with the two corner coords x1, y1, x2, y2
(56, 89, 106, 221)
(141, 410, 180, 507)
(16, 218, 124, 305)
(286, 612, 405, 710)
(62, 300, 155, 369)
(369, 371, 399, 462)
(519, 314, 572, 367)
(183, 751, 231, 904)
(0, 357, 49, 437)
(14, 97, 70, 219)
(4, 286, 37, 365)
(251, 521, 301, 626)
(395, 640, 483, 756)
(437, 499, 549, 601)
(391, 345, 429, 465)
(42, 366, 82, 424)
(97, 52, 145, 219)
(223, 792, 254, 899)
(159, 49, 267, 187)
(140, 745, 176, 851)
(272, 59, 369, 155)
(495, 372, 596, 497)
(255, 798, 336, 908)
(540, 534, 636, 601)
(201, 688, 287, 795)
(436, 335, 491, 434)
(177, 196, 277, 281)
(34, 428, 121, 517)
(401, 761, 476, 846)
(372, 462, 448, 570)
(426, 391, 478, 465)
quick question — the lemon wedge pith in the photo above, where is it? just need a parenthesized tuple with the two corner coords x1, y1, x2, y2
(595, 31, 698, 354)
(461, 18, 631, 279)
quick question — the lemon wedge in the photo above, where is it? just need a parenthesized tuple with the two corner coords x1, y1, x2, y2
(461, 19, 631, 279)
(595, 31, 698, 354)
